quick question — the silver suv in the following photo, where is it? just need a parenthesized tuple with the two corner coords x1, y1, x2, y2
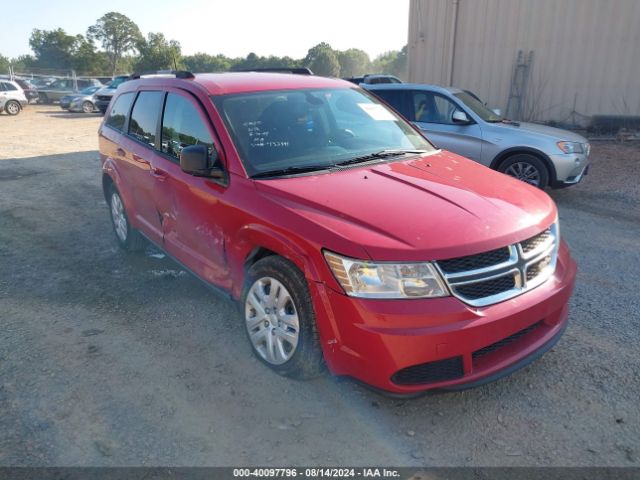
(0, 80, 28, 115)
(366, 83, 590, 188)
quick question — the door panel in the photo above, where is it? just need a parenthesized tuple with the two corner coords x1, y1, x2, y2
(121, 91, 165, 244)
(410, 91, 483, 162)
(151, 91, 230, 289)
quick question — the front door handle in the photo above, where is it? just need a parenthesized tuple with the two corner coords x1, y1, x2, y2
(150, 167, 168, 180)
(116, 148, 126, 157)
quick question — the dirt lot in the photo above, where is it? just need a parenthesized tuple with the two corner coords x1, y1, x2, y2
(0, 106, 638, 466)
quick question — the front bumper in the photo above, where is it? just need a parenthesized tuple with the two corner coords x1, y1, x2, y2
(549, 151, 591, 186)
(315, 241, 577, 394)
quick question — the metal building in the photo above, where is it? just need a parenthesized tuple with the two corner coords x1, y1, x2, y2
(407, 0, 640, 125)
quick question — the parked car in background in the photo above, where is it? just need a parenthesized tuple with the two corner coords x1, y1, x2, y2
(365, 83, 590, 188)
(38, 78, 103, 104)
(98, 71, 576, 395)
(0, 80, 28, 115)
(60, 86, 102, 112)
(93, 75, 131, 114)
(4, 78, 39, 103)
(345, 74, 402, 85)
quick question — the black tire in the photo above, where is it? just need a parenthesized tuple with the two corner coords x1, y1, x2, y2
(82, 101, 94, 113)
(107, 184, 145, 252)
(242, 255, 325, 379)
(4, 100, 21, 116)
(498, 154, 549, 189)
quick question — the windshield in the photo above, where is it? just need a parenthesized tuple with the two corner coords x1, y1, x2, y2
(454, 91, 503, 122)
(212, 88, 434, 177)
(108, 77, 128, 89)
(80, 86, 99, 95)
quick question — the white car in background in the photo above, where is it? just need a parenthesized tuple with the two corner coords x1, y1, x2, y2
(0, 80, 28, 115)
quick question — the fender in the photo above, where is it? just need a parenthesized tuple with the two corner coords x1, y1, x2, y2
(228, 222, 323, 299)
(490, 146, 558, 184)
(101, 158, 142, 231)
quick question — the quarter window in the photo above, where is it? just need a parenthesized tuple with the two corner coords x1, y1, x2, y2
(105, 92, 135, 132)
(161, 93, 214, 160)
(3, 82, 18, 91)
(129, 91, 165, 147)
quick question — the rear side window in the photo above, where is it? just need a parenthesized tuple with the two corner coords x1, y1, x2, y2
(161, 93, 214, 160)
(105, 92, 135, 131)
(3, 82, 18, 91)
(373, 89, 412, 119)
(129, 91, 165, 147)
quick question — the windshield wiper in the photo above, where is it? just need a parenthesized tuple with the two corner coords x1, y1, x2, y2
(251, 164, 333, 179)
(334, 149, 428, 167)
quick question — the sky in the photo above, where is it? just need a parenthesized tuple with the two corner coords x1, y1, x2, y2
(1, 0, 410, 60)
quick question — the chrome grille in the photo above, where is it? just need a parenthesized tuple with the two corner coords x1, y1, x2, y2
(436, 225, 558, 307)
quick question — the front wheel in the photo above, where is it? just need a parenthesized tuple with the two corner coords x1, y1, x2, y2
(107, 185, 145, 252)
(498, 154, 549, 188)
(242, 256, 325, 379)
(82, 101, 94, 113)
(4, 100, 20, 115)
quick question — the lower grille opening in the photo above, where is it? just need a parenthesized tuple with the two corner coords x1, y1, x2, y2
(455, 274, 516, 300)
(472, 321, 542, 361)
(391, 356, 464, 386)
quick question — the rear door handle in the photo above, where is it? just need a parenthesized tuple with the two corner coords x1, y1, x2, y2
(132, 153, 149, 164)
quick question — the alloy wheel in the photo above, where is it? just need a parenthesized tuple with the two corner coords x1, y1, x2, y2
(504, 161, 541, 186)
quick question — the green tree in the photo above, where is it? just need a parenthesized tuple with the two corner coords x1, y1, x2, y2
(29, 28, 79, 70)
(72, 37, 109, 75)
(10, 55, 36, 73)
(371, 45, 408, 80)
(183, 53, 232, 72)
(304, 43, 340, 77)
(88, 12, 142, 76)
(0, 54, 9, 74)
(337, 48, 370, 77)
(134, 32, 183, 72)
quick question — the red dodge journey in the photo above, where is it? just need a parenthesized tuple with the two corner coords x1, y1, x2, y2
(99, 70, 576, 395)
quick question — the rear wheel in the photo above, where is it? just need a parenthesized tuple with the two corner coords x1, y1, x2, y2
(242, 256, 325, 379)
(107, 185, 145, 252)
(5, 100, 20, 115)
(82, 101, 94, 113)
(498, 154, 549, 188)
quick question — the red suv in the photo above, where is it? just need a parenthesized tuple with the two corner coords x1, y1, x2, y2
(99, 71, 576, 395)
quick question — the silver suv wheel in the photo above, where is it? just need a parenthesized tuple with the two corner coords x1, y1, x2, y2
(504, 161, 541, 186)
(245, 276, 300, 365)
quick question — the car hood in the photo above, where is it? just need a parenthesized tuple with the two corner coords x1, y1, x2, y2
(254, 150, 557, 261)
(492, 121, 587, 143)
(95, 87, 116, 96)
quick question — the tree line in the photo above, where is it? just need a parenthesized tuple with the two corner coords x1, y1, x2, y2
(0, 12, 407, 79)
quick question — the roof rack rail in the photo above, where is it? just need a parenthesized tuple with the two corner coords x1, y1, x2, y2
(239, 67, 314, 75)
(130, 70, 195, 80)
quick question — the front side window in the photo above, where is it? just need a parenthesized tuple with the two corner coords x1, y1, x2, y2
(128, 91, 164, 147)
(213, 88, 433, 177)
(161, 93, 214, 160)
(412, 91, 463, 125)
(105, 92, 135, 131)
(454, 91, 502, 122)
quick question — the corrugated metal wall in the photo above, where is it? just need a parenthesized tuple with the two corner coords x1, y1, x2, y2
(408, 0, 640, 124)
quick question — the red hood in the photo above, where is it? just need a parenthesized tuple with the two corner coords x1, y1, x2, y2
(254, 150, 557, 262)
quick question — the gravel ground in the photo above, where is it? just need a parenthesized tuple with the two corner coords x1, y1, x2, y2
(0, 106, 639, 466)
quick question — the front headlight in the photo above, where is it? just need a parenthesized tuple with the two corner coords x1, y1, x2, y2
(557, 141, 583, 154)
(324, 251, 449, 299)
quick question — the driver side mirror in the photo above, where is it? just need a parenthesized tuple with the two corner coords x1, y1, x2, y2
(452, 110, 471, 124)
(180, 144, 225, 181)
